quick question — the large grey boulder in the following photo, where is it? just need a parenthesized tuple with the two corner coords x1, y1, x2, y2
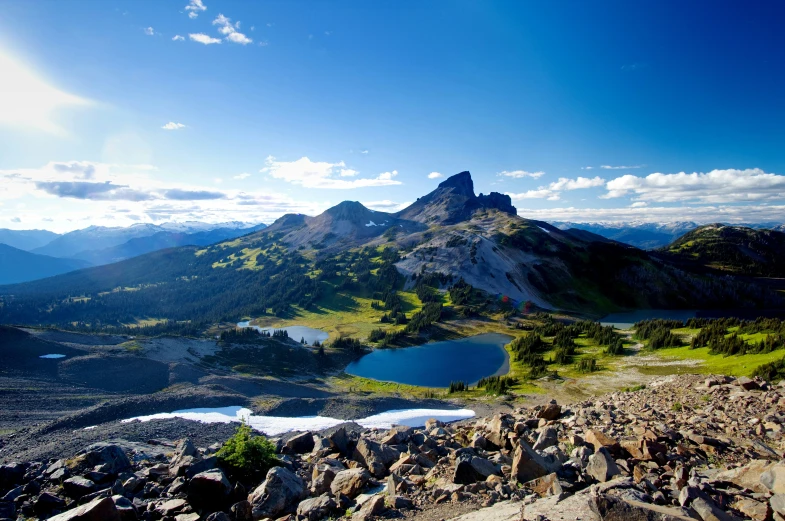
(586, 447, 620, 483)
(330, 468, 372, 499)
(189, 468, 231, 508)
(48, 496, 120, 521)
(511, 440, 549, 483)
(532, 427, 559, 452)
(353, 438, 400, 477)
(297, 493, 337, 521)
(761, 462, 785, 494)
(79, 444, 132, 475)
(248, 466, 306, 519)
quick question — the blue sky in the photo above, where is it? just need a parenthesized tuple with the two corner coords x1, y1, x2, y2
(1, 0, 784, 232)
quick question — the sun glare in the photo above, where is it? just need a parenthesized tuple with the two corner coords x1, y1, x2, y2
(0, 50, 90, 135)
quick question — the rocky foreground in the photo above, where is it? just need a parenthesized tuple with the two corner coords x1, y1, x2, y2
(1, 374, 784, 521)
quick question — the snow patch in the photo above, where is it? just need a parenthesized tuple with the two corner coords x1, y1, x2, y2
(365, 221, 377, 227)
(122, 406, 475, 436)
(537, 226, 551, 234)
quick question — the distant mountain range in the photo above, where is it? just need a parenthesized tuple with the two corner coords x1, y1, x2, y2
(0, 244, 91, 285)
(0, 221, 266, 284)
(2, 171, 780, 331)
(0, 229, 60, 251)
(551, 221, 784, 249)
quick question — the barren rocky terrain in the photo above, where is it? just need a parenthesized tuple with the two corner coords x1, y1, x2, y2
(1, 373, 783, 521)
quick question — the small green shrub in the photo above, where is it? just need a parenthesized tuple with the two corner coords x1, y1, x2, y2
(623, 384, 646, 392)
(671, 402, 683, 412)
(217, 422, 277, 479)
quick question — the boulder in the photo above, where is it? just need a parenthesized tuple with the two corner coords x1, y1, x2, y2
(353, 438, 400, 477)
(63, 476, 96, 499)
(511, 440, 549, 483)
(248, 466, 306, 519)
(454, 453, 478, 485)
(284, 432, 315, 454)
(205, 513, 231, 521)
(691, 496, 739, 521)
(771, 494, 785, 516)
(48, 496, 120, 521)
(232, 500, 253, 521)
(733, 498, 772, 520)
(591, 493, 697, 521)
(354, 495, 386, 521)
(34, 492, 67, 516)
(586, 447, 620, 483)
(526, 472, 562, 497)
(156, 498, 188, 516)
(585, 430, 619, 454)
(537, 403, 561, 421)
(330, 468, 372, 499)
(532, 427, 559, 452)
(111, 495, 136, 521)
(188, 468, 231, 507)
(296, 493, 337, 521)
(715, 460, 775, 494)
(737, 376, 760, 391)
(79, 444, 132, 475)
(0, 463, 24, 490)
(327, 426, 350, 455)
(761, 462, 785, 494)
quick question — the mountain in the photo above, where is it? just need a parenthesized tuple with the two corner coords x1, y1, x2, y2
(659, 224, 785, 277)
(550, 221, 700, 249)
(0, 172, 780, 330)
(69, 223, 268, 265)
(32, 222, 266, 259)
(0, 244, 91, 285)
(397, 171, 516, 224)
(0, 229, 61, 251)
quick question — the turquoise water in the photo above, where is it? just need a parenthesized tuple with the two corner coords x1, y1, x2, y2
(236, 322, 329, 345)
(345, 333, 512, 388)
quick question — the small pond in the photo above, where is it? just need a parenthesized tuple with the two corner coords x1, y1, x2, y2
(39, 354, 67, 359)
(345, 333, 512, 388)
(122, 406, 475, 435)
(237, 321, 329, 345)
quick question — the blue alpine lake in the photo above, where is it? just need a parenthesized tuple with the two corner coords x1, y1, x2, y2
(345, 333, 512, 388)
(237, 321, 329, 345)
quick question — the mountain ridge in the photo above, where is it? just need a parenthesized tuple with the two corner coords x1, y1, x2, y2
(0, 243, 92, 285)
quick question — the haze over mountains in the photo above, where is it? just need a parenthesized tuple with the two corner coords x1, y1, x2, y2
(0, 221, 266, 284)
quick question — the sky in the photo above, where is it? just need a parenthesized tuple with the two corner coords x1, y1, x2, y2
(0, 0, 784, 233)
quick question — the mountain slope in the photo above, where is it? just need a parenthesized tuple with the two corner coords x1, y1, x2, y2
(660, 224, 785, 277)
(69, 223, 267, 265)
(0, 172, 781, 330)
(551, 222, 700, 249)
(0, 244, 91, 285)
(0, 229, 61, 251)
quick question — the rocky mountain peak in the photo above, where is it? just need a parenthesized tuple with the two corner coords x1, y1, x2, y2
(437, 171, 475, 196)
(324, 201, 371, 221)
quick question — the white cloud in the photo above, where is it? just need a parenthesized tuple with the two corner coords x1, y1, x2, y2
(144, 27, 155, 36)
(226, 32, 253, 45)
(363, 200, 412, 213)
(213, 14, 252, 44)
(506, 189, 560, 201)
(214, 178, 223, 184)
(600, 164, 643, 170)
(498, 170, 546, 179)
(360, 150, 369, 154)
(582, 166, 594, 170)
(428, 172, 444, 179)
(0, 160, 331, 232)
(0, 50, 91, 135)
(260, 156, 402, 189)
(185, 0, 206, 18)
(630, 201, 648, 208)
(162, 122, 186, 130)
(518, 204, 785, 225)
(548, 176, 605, 191)
(233, 173, 251, 180)
(603, 168, 785, 203)
(339, 169, 358, 177)
(172, 35, 185, 41)
(189, 33, 221, 45)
